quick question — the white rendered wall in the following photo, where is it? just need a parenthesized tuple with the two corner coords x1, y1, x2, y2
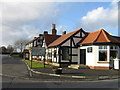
(61, 40, 70, 46)
(51, 48, 59, 63)
(79, 46, 95, 66)
(74, 32, 80, 37)
(73, 38, 82, 45)
(79, 46, 110, 67)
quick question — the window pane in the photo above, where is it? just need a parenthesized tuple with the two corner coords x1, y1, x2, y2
(114, 46, 118, 49)
(110, 46, 113, 49)
(104, 46, 107, 49)
(110, 50, 118, 59)
(54, 50, 56, 57)
(62, 47, 69, 60)
(99, 46, 102, 49)
(48, 53, 52, 57)
(99, 50, 107, 61)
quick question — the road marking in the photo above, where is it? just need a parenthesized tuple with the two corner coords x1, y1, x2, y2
(98, 76, 110, 80)
(72, 76, 86, 79)
(49, 74, 60, 76)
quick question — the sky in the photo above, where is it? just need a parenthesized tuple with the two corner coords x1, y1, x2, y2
(0, 0, 119, 47)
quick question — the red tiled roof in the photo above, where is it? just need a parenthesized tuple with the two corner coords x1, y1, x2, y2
(26, 37, 39, 45)
(44, 34, 61, 46)
(80, 29, 120, 45)
(48, 28, 83, 47)
(23, 49, 29, 52)
(113, 36, 120, 41)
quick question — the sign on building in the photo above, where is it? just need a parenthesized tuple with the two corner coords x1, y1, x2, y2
(31, 47, 45, 56)
(87, 47, 92, 53)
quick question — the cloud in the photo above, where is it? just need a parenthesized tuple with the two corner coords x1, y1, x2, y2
(2, 2, 56, 23)
(1, 2, 61, 46)
(80, 1, 118, 31)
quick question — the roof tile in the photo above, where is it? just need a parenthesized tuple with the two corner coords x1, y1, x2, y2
(44, 34, 61, 46)
(80, 29, 120, 44)
(48, 28, 83, 47)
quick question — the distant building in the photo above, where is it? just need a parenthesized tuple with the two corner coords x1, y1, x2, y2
(24, 24, 120, 70)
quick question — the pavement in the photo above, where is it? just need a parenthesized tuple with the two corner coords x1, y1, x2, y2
(24, 60, 120, 80)
(2, 55, 119, 88)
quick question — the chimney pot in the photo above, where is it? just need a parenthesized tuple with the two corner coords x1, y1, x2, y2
(39, 34, 42, 37)
(62, 31, 66, 35)
(44, 31, 48, 35)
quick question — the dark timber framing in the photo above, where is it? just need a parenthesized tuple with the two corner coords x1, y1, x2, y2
(48, 28, 88, 65)
(55, 47, 57, 63)
(70, 38, 72, 64)
(58, 46, 61, 67)
(59, 29, 88, 64)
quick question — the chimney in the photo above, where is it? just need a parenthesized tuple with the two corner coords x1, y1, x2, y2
(52, 24, 55, 29)
(62, 31, 66, 35)
(34, 37, 37, 39)
(44, 31, 48, 35)
(39, 34, 42, 37)
(51, 24, 57, 35)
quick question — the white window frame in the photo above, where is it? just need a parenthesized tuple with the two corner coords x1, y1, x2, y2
(98, 46, 109, 62)
(110, 46, 118, 59)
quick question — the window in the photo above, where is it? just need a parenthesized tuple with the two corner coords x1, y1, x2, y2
(99, 50, 107, 61)
(99, 46, 108, 61)
(99, 46, 107, 49)
(62, 47, 69, 60)
(54, 50, 57, 57)
(110, 46, 118, 50)
(37, 39, 43, 45)
(110, 46, 113, 49)
(110, 46, 118, 59)
(48, 53, 52, 57)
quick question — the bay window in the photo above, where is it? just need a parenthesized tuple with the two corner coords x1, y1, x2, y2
(99, 46, 108, 61)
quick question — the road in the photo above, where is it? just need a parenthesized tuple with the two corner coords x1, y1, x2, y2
(1, 54, 119, 89)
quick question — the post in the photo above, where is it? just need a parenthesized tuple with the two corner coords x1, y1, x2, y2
(31, 55, 32, 69)
(70, 39, 72, 65)
(29, 54, 33, 77)
(44, 56, 45, 68)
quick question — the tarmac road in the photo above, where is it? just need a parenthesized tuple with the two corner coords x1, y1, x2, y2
(1, 54, 119, 89)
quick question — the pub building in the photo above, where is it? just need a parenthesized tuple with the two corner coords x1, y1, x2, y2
(24, 24, 120, 70)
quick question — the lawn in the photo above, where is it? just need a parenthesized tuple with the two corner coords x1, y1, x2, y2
(25, 60, 52, 68)
(10, 54, 20, 57)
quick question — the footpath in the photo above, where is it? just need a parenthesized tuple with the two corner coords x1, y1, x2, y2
(24, 60, 120, 81)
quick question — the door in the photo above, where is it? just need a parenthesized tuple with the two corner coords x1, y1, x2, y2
(80, 49, 86, 65)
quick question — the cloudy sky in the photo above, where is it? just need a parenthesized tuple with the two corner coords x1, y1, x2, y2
(1, 0, 119, 46)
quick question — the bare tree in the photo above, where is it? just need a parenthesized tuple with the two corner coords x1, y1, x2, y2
(7, 45, 14, 53)
(14, 39, 29, 53)
(0, 46, 7, 54)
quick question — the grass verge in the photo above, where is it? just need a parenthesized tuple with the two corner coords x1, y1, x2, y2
(10, 54, 20, 57)
(11, 54, 20, 56)
(25, 60, 52, 68)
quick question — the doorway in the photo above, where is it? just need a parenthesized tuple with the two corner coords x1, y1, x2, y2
(80, 49, 86, 65)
